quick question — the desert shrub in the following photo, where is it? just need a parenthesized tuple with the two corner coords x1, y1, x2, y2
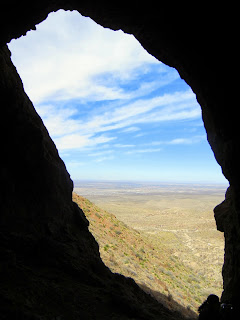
(85, 199, 92, 206)
(135, 252, 144, 261)
(158, 266, 165, 273)
(188, 275, 199, 283)
(104, 244, 110, 251)
(140, 247, 145, 254)
(147, 274, 154, 281)
(126, 268, 137, 277)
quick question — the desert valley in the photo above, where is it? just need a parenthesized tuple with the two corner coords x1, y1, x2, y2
(73, 181, 227, 317)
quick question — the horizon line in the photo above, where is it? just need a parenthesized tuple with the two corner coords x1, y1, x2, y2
(73, 178, 229, 186)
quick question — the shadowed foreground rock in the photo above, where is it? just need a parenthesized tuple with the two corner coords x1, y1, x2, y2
(0, 1, 238, 319)
(0, 41, 191, 320)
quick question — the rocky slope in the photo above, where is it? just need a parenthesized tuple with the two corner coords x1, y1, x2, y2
(73, 192, 224, 318)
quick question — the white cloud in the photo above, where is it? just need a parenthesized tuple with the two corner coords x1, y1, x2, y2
(8, 10, 202, 155)
(54, 133, 115, 150)
(151, 135, 205, 146)
(126, 148, 162, 154)
(32, 87, 200, 152)
(77, 90, 200, 134)
(36, 104, 81, 137)
(67, 160, 86, 167)
(114, 144, 135, 148)
(88, 150, 113, 157)
(121, 126, 140, 133)
(168, 136, 205, 144)
(93, 156, 115, 163)
(34, 89, 200, 151)
(8, 9, 161, 104)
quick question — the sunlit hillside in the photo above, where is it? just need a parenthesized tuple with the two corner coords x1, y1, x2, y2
(73, 192, 223, 318)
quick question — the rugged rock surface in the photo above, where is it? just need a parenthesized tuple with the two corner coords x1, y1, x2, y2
(0, 45, 186, 320)
(0, 1, 238, 318)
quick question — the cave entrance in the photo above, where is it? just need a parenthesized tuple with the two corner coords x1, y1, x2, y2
(8, 9, 227, 314)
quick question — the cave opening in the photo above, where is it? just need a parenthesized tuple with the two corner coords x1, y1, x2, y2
(7, 9, 227, 314)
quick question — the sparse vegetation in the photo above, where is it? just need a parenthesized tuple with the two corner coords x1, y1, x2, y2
(73, 185, 225, 319)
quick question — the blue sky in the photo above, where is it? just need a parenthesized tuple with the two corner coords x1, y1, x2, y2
(8, 10, 228, 184)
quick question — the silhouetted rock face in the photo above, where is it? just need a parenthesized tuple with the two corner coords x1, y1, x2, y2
(0, 1, 237, 318)
(214, 187, 240, 305)
(0, 44, 186, 320)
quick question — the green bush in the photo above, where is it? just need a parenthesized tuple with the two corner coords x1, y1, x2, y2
(104, 244, 110, 251)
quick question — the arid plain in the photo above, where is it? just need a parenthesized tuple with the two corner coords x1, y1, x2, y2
(74, 181, 227, 309)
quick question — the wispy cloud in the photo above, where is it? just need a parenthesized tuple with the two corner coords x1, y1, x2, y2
(85, 90, 197, 133)
(121, 126, 140, 133)
(93, 156, 115, 163)
(114, 144, 136, 148)
(8, 10, 202, 154)
(35, 89, 200, 151)
(54, 133, 116, 150)
(7, 9, 218, 185)
(126, 148, 162, 154)
(8, 10, 161, 105)
(168, 136, 205, 144)
(88, 150, 113, 157)
(7, 10, 228, 184)
(67, 160, 86, 167)
(149, 135, 205, 146)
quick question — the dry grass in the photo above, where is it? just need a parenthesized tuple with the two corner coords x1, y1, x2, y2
(73, 183, 226, 317)
(74, 182, 225, 292)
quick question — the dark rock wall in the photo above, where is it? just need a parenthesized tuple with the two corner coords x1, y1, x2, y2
(0, 45, 74, 232)
(0, 29, 189, 320)
(0, 0, 238, 314)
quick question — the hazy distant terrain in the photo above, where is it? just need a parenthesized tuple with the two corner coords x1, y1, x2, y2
(74, 181, 227, 311)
